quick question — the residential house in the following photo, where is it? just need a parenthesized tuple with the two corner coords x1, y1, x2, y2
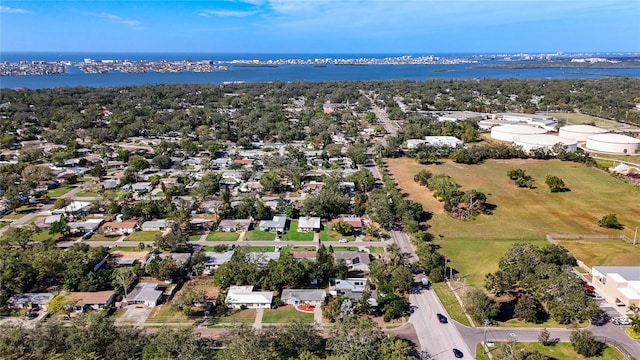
(332, 216, 364, 234)
(298, 216, 321, 232)
(67, 218, 104, 234)
(141, 219, 171, 231)
(125, 282, 164, 307)
(122, 182, 153, 194)
(225, 285, 273, 309)
(246, 251, 281, 268)
(52, 201, 93, 216)
(199, 199, 224, 214)
(281, 289, 326, 306)
(333, 251, 371, 272)
(258, 214, 287, 233)
(291, 250, 317, 262)
(102, 179, 119, 190)
(329, 278, 378, 306)
(203, 251, 235, 274)
(7, 293, 54, 311)
(102, 219, 139, 236)
(69, 291, 116, 312)
(218, 219, 252, 232)
(190, 217, 215, 231)
(146, 253, 192, 270)
(302, 181, 324, 194)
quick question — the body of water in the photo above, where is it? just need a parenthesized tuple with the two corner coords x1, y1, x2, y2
(2, 52, 639, 89)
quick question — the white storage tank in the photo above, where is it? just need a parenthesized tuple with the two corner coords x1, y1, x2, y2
(586, 134, 640, 154)
(490, 124, 546, 142)
(559, 124, 608, 142)
(513, 134, 578, 153)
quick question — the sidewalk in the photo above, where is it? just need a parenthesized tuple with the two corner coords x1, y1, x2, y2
(253, 308, 264, 330)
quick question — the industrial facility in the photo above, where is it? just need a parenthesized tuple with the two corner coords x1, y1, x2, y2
(586, 133, 640, 154)
(559, 124, 608, 141)
(490, 124, 547, 142)
(513, 134, 578, 153)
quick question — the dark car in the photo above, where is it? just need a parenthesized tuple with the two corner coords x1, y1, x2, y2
(437, 313, 448, 323)
(453, 348, 464, 358)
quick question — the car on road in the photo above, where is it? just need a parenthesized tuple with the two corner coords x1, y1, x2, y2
(453, 348, 464, 358)
(613, 316, 631, 325)
(437, 313, 448, 323)
(338, 238, 348, 243)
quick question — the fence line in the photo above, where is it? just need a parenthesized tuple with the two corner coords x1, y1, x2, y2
(547, 234, 635, 244)
(595, 336, 634, 359)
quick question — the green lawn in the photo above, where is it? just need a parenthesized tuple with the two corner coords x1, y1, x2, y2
(547, 112, 628, 129)
(261, 305, 314, 323)
(145, 305, 195, 324)
(206, 231, 240, 242)
(124, 231, 161, 242)
(367, 246, 385, 256)
(74, 190, 101, 197)
(557, 239, 640, 267)
(435, 238, 548, 288)
(217, 309, 257, 323)
(188, 234, 202, 242)
(0, 222, 8, 228)
(245, 230, 276, 241)
(431, 282, 471, 327)
(330, 246, 359, 251)
(281, 221, 314, 241)
(86, 233, 119, 242)
(478, 342, 626, 360)
(46, 186, 73, 198)
(249, 246, 276, 252)
(319, 228, 355, 242)
(108, 246, 143, 252)
(30, 231, 53, 243)
(1, 213, 25, 220)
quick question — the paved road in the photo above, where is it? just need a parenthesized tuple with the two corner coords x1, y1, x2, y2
(57, 239, 391, 249)
(0, 184, 87, 236)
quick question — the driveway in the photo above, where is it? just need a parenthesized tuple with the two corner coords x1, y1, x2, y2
(114, 304, 153, 328)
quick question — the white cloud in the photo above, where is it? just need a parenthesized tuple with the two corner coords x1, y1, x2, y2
(200, 9, 259, 17)
(89, 12, 144, 29)
(0, 5, 30, 14)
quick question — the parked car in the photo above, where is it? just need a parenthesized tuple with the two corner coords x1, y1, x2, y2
(437, 313, 448, 323)
(453, 348, 464, 358)
(613, 316, 631, 325)
(338, 238, 348, 243)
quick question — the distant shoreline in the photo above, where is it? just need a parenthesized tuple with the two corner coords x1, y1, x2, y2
(473, 61, 640, 69)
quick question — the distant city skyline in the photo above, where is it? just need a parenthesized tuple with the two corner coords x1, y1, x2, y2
(1, 0, 639, 54)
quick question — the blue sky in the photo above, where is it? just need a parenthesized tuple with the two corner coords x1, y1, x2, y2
(1, 0, 639, 53)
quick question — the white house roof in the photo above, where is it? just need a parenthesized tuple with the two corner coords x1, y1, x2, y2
(259, 215, 287, 230)
(226, 286, 273, 305)
(298, 216, 321, 229)
(52, 201, 92, 214)
(126, 282, 163, 304)
(204, 251, 235, 267)
(592, 266, 640, 281)
(141, 219, 170, 229)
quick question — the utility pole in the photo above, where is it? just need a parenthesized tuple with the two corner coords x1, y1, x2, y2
(444, 257, 447, 281)
(634, 226, 638, 245)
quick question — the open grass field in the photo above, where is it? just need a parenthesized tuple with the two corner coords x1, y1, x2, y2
(261, 305, 314, 323)
(319, 228, 355, 242)
(124, 231, 161, 242)
(546, 112, 631, 129)
(386, 158, 640, 240)
(206, 231, 240, 241)
(245, 230, 276, 241)
(556, 239, 640, 267)
(281, 221, 314, 241)
(436, 239, 548, 288)
(477, 342, 626, 360)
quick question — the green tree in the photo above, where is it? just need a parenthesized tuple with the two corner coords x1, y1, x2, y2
(49, 218, 70, 237)
(259, 171, 280, 192)
(597, 213, 623, 229)
(465, 288, 500, 324)
(326, 316, 385, 360)
(570, 330, 604, 357)
(413, 169, 432, 186)
(544, 175, 567, 192)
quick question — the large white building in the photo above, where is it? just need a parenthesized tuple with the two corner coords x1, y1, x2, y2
(490, 113, 558, 131)
(558, 125, 608, 142)
(406, 136, 463, 149)
(512, 134, 578, 153)
(490, 124, 547, 142)
(586, 134, 640, 154)
(591, 266, 640, 308)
